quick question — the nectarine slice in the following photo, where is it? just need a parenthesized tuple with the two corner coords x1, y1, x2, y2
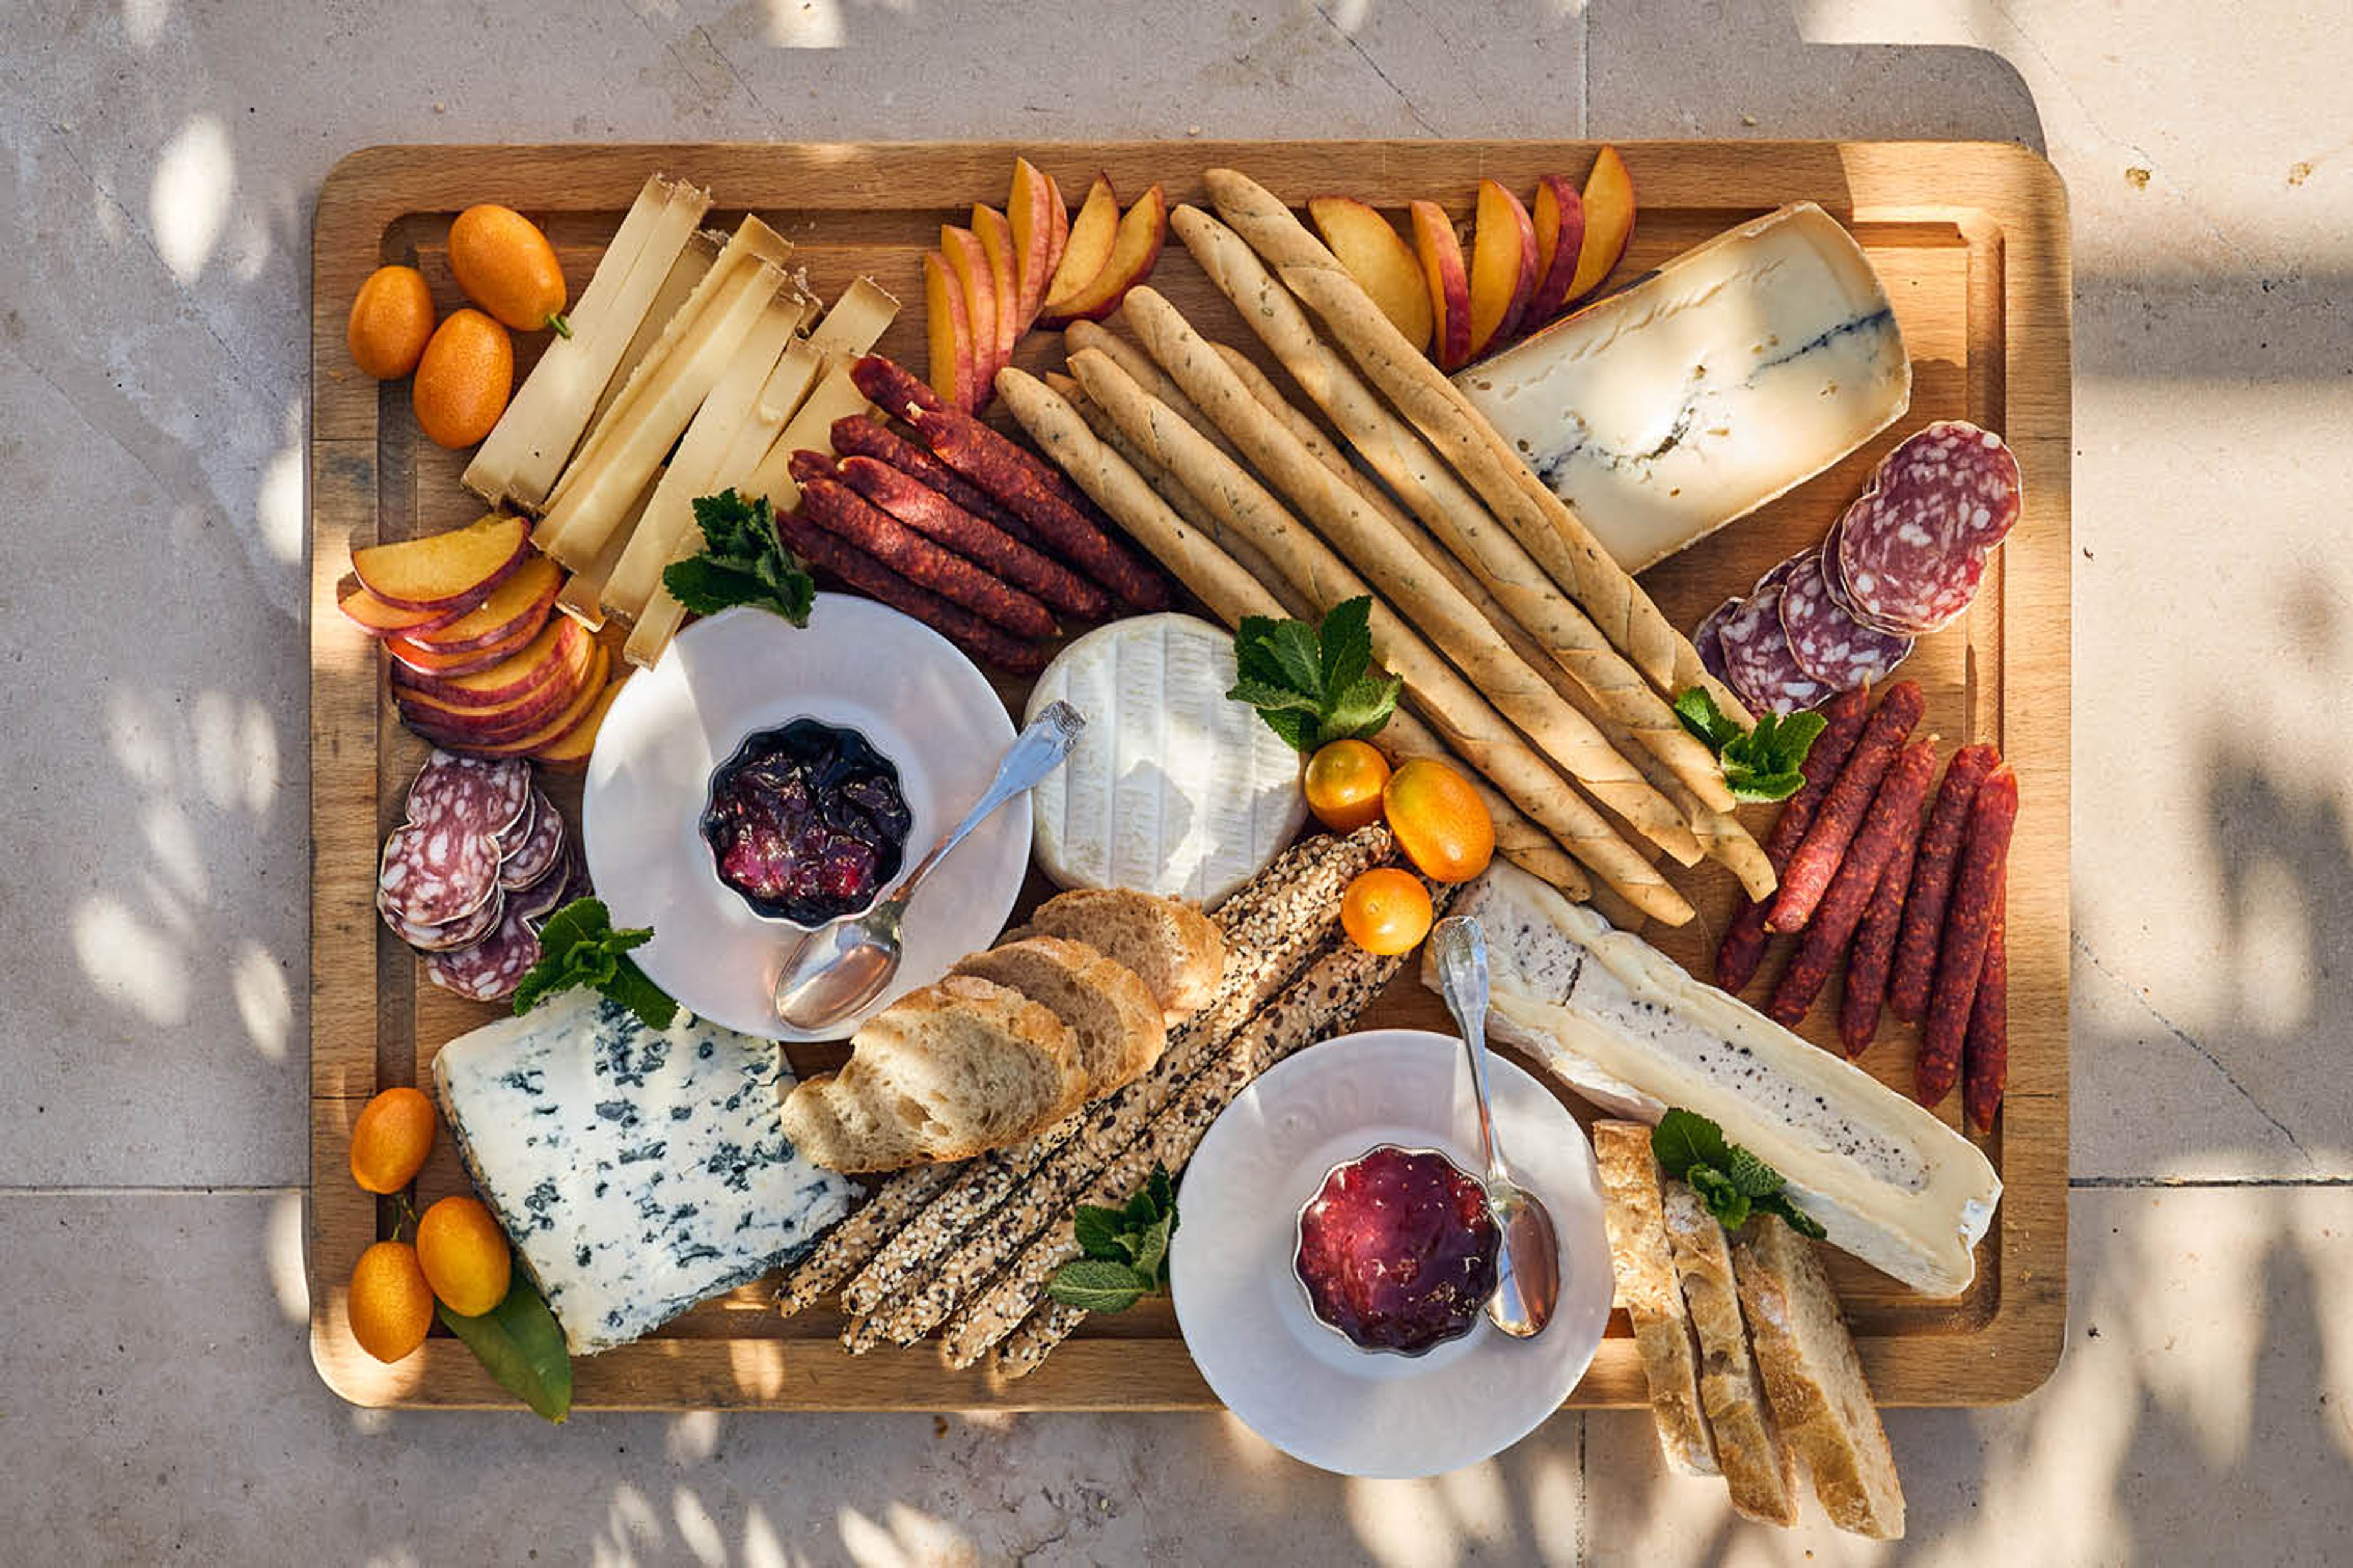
(941, 225, 996, 412)
(351, 513, 532, 612)
(403, 552, 561, 653)
(531, 675, 624, 770)
(1308, 195, 1432, 355)
(973, 205, 1021, 403)
(923, 250, 972, 413)
(1409, 200, 1474, 372)
(1524, 173, 1588, 326)
(1035, 184, 1167, 328)
(1007, 158, 1061, 331)
(1566, 146, 1635, 307)
(388, 614, 542, 677)
(388, 616, 585, 710)
(464, 645, 613, 758)
(1039, 175, 1120, 325)
(336, 578, 486, 638)
(1466, 179, 1538, 359)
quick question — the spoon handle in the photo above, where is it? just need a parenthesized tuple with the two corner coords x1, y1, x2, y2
(1432, 916, 1508, 1181)
(885, 701, 1086, 911)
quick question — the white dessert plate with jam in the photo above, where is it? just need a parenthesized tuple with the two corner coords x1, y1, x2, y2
(582, 601, 1027, 1042)
(1170, 1028, 1613, 1478)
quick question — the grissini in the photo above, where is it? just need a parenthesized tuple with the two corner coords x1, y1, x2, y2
(1209, 343, 1777, 899)
(1059, 350, 1689, 924)
(775, 1160, 963, 1316)
(1062, 320, 1243, 466)
(1197, 169, 1751, 724)
(1012, 366, 1590, 901)
(1171, 204, 1740, 812)
(1118, 286, 1698, 865)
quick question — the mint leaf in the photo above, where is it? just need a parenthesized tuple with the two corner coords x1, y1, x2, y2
(436, 1274, 573, 1423)
(660, 490, 816, 627)
(1072, 1204, 1128, 1262)
(513, 897, 677, 1028)
(1322, 670, 1404, 743)
(1256, 708, 1319, 753)
(1675, 688, 1825, 799)
(664, 559, 772, 618)
(1224, 677, 1324, 714)
(1687, 1164, 1751, 1230)
(1128, 1213, 1173, 1287)
(602, 959, 678, 1031)
(1046, 1259, 1146, 1314)
(1147, 1166, 1175, 1217)
(1726, 1145, 1784, 1199)
(1227, 596, 1400, 753)
(1317, 594, 1374, 692)
(1652, 1108, 1733, 1181)
(1673, 687, 1742, 751)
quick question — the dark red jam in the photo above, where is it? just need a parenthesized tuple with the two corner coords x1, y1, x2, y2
(700, 718, 912, 926)
(1294, 1144, 1500, 1355)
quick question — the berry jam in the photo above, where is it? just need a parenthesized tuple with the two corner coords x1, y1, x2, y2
(700, 718, 912, 926)
(1294, 1144, 1500, 1355)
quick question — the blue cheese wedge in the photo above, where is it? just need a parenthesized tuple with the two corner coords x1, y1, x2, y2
(1453, 203, 1911, 573)
(433, 991, 857, 1354)
(1431, 862, 1998, 1297)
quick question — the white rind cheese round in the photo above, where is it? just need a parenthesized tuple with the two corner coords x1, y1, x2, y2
(1025, 613, 1306, 907)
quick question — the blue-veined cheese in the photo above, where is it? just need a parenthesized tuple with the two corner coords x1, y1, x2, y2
(1454, 203, 1911, 574)
(1025, 613, 1306, 907)
(1429, 860, 1998, 1297)
(432, 991, 857, 1354)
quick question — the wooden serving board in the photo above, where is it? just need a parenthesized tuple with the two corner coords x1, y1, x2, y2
(309, 140, 2069, 1412)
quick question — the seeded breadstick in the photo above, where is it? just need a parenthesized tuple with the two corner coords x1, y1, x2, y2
(1063, 320, 1244, 466)
(1197, 170, 1749, 725)
(775, 1160, 963, 1316)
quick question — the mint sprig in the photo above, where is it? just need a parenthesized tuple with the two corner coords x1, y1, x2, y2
(1673, 689, 1826, 803)
(662, 489, 816, 627)
(1651, 1107, 1825, 1238)
(1227, 596, 1401, 753)
(1048, 1165, 1179, 1313)
(512, 896, 677, 1031)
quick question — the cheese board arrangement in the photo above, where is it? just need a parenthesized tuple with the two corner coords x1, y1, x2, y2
(309, 141, 2069, 1509)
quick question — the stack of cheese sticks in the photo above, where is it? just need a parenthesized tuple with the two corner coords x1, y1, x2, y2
(993, 168, 1774, 925)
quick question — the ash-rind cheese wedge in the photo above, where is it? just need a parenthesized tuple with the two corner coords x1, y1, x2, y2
(1428, 860, 1998, 1297)
(1453, 203, 1911, 574)
(433, 991, 857, 1355)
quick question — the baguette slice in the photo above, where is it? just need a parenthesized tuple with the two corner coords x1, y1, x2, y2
(953, 935, 1167, 1095)
(1661, 1180, 1801, 1526)
(1028, 887, 1226, 1023)
(1593, 1121, 1718, 1477)
(1731, 1214, 1907, 1540)
(780, 975, 1086, 1171)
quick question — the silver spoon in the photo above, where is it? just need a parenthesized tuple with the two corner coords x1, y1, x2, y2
(771, 701, 1086, 1031)
(1431, 915, 1562, 1339)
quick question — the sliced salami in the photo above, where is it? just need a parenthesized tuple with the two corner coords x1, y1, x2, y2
(377, 881, 504, 952)
(422, 902, 543, 1002)
(405, 751, 531, 838)
(1835, 422, 2021, 634)
(377, 819, 501, 928)
(1716, 582, 1832, 716)
(1779, 553, 1914, 690)
(1748, 551, 1808, 599)
(511, 850, 575, 925)
(1694, 597, 1742, 687)
(496, 789, 567, 892)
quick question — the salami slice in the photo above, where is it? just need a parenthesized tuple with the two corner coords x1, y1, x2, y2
(1715, 583, 1832, 716)
(1835, 422, 2021, 634)
(496, 789, 567, 892)
(1779, 553, 1914, 691)
(1693, 597, 1742, 687)
(377, 881, 504, 952)
(1749, 551, 1808, 599)
(405, 751, 531, 838)
(377, 820, 501, 928)
(422, 902, 543, 1002)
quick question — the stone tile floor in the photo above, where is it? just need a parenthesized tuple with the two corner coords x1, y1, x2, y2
(3, 0, 2347, 1561)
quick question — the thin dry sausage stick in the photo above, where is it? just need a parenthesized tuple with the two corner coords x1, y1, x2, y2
(1890, 743, 2001, 1023)
(1918, 765, 2018, 1107)
(1767, 740, 1936, 1029)
(1839, 803, 1923, 1057)
(794, 456, 1056, 637)
(771, 501, 1048, 673)
(1716, 685, 1871, 990)
(1765, 681, 1925, 934)
(1963, 884, 2009, 1133)
(835, 454, 1108, 619)
(828, 413, 1045, 550)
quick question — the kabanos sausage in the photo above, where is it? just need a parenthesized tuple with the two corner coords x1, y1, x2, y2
(1890, 743, 2001, 1022)
(1838, 800, 1923, 1056)
(1918, 765, 2018, 1108)
(1765, 680, 1925, 934)
(848, 353, 949, 420)
(1963, 884, 2009, 1133)
(770, 502, 1048, 675)
(794, 458, 1057, 640)
(829, 414, 1043, 549)
(1715, 684, 1870, 991)
(1766, 740, 1936, 1029)
(835, 455, 1111, 621)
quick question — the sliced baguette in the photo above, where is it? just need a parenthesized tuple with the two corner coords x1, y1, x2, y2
(1731, 1214, 1907, 1540)
(1028, 887, 1226, 1023)
(1593, 1121, 1718, 1477)
(1661, 1180, 1801, 1526)
(953, 935, 1168, 1094)
(780, 975, 1086, 1172)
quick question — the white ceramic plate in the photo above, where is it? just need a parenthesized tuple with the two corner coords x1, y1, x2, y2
(582, 601, 1026, 1042)
(1170, 1028, 1614, 1479)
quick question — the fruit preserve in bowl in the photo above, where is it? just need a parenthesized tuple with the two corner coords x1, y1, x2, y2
(700, 717, 913, 927)
(1294, 1143, 1501, 1357)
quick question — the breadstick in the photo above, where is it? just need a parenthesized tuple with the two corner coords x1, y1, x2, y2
(1197, 170, 1749, 724)
(1008, 368, 1588, 900)
(1060, 350, 1688, 923)
(775, 1160, 962, 1316)
(1170, 205, 1738, 811)
(1117, 287, 1697, 863)
(1062, 321, 1242, 466)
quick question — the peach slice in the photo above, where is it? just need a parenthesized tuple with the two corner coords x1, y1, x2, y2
(1565, 145, 1636, 308)
(530, 675, 624, 770)
(1034, 184, 1167, 328)
(350, 513, 532, 612)
(972, 205, 1020, 403)
(1308, 195, 1433, 355)
(1466, 178, 1538, 359)
(388, 614, 542, 678)
(1038, 172, 1069, 315)
(1409, 200, 1474, 373)
(398, 676, 581, 747)
(923, 250, 973, 413)
(1007, 158, 1061, 332)
(1523, 173, 1588, 326)
(388, 616, 585, 710)
(335, 578, 486, 638)
(463, 645, 613, 758)
(1037, 174, 1120, 326)
(941, 225, 997, 413)
(402, 552, 561, 654)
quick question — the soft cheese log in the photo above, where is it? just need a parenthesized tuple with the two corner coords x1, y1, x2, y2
(1117, 286, 1698, 864)
(1170, 206, 1737, 814)
(1198, 169, 1749, 725)
(1455, 203, 1911, 574)
(1005, 366, 1588, 899)
(1061, 351, 1689, 923)
(1433, 859, 2000, 1296)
